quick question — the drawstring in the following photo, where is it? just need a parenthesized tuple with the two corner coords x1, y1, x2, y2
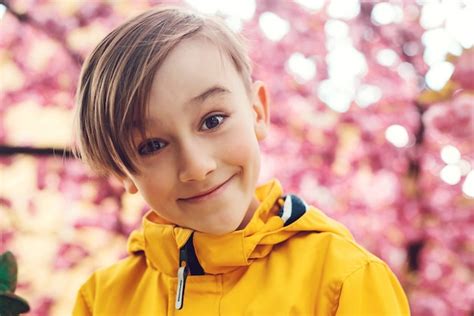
(278, 194, 308, 226)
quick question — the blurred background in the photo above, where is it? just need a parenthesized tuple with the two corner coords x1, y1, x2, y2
(0, 0, 473, 315)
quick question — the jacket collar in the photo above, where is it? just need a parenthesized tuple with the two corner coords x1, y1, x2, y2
(127, 178, 355, 276)
(130, 179, 307, 276)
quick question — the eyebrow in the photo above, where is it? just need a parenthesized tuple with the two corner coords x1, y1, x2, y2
(188, 85, 231, 105)
(133, 85, 231, 129)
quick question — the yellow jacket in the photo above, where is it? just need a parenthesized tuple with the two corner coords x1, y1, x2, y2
(73, 179, 410, 315)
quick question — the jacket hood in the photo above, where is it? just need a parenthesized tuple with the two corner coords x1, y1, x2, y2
(127, 179, 353, 276)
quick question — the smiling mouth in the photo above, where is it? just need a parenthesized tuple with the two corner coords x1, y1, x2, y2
(179, 175, 234, 202)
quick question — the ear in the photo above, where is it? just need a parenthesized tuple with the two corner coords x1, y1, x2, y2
(251, 80, 270, 141)
(122, 177, 138, 194)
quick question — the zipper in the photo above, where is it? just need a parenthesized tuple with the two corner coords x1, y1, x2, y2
(175, 233, 205, 310)
(175, 246, 189, 310)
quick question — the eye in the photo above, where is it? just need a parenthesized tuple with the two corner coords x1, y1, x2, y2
(138, 139, 167, 156)
(201, 114, 227, 131)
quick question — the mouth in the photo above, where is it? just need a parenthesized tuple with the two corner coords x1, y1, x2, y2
(179, 175, 235, 203)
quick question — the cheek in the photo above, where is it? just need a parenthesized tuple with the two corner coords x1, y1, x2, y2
(224, 127, 261, 172)
(135, 172, 173, 205)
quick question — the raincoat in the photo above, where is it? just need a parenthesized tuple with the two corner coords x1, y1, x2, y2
(73, 179, 410, 315)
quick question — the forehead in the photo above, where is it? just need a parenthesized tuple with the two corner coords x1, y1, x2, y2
(149, 37, 243, 109)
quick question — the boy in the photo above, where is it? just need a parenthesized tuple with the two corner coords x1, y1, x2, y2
(73, 6, 410, 315)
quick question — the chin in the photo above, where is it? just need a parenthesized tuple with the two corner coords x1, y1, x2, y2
(198, 217, 242, 235)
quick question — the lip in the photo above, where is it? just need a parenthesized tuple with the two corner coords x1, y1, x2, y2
(179, 175, 235, 203)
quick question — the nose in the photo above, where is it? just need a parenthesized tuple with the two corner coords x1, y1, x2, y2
(178, 140, 217, 182)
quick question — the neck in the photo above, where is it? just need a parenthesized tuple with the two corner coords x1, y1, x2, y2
(237, 195, 260, 230)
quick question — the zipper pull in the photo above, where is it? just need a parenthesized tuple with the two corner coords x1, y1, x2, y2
(175, 265, 189, 310)
(175, 245, 189, 310)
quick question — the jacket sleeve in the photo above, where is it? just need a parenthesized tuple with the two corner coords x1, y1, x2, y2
(335, 260, 410, 316)
(72, 276, 95, 316)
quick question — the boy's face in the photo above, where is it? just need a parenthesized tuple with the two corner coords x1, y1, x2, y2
(122, 37, 270, 235)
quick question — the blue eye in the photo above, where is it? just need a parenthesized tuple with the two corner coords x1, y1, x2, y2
(201, 114, 226, 131)
(138, 139, 166, 155)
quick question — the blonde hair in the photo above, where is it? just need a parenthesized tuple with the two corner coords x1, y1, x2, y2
(74, 6, 252, 179)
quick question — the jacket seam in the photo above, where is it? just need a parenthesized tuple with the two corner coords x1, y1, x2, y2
(240, 231, 247, 264)
(79, 286, 93, 314)
(218, 274, 223, 316)
(335, 234, 378, 260)
(333, 259, 386, 315)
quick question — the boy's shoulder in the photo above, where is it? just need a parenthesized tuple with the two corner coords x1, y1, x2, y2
(78, 252, 148, 297)
(285, 205, 389, 280)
